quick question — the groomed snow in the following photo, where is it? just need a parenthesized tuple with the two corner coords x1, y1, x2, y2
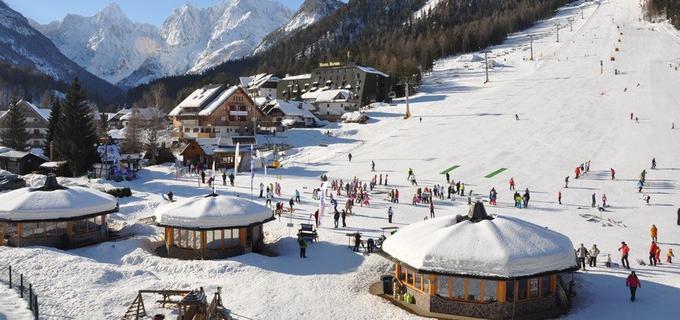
(155, 194, 273, 229)
(0, 286, 33, 320)
(0, 186, 117, 221)
(382, 214, 577, 278)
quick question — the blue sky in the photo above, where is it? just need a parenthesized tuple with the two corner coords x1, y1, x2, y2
(5, 0, 306, 26)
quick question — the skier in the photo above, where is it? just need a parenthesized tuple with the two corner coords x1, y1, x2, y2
(371, 160, 375, 171)
(228, 172, 235, 186)
(348, 153, 352, 162)
(650, 224, 657, 242)
(394, 189, 399, 203)
(341, 209, 347, 227)
(388, 206, 394, 223)
(637, 180, 644, 193)
(591, 193, 596, 208)
(626, 271, 641, 302)
(353, 232, 362, 252)
(667, 249, 675, 264)
(289, 197, 295, 214)
(564, 176, 569, 188)
(419, 117, 422, 123)
(523, 188, 530, 208)
(576, 244, 588, 270)
(630, 112, 634, 120)
(649, 241, 659, 266)
(295, 189, 301, 203)
(515, 114, 519, 120)
(509, 177, 515, 190)
(259, 182, 264, 198)
(222, 171, 227, 186)
(429, 202, 435, 218)
(489, 188, 497, 205)
(575, 166, 581, 179)
(384, 174, 388, 186)
(313, 209, 320, 227)
(601, 193, 607, 207)
(446, 172, 450, 183)
(333, 209, 340, 228)
(651, 158, 656, 169)
(265, 188, 273, 207)
(558, 191, 562, 205)
(200, 170, 206, 184)
(589, 244, 600, 267)
(610, 168, 616, 180)
(459, 183, 465, 196)
(166, 191, 174, 202)
(379, 174, 382, 185)
(298, 236, 307, 258)
(619, 241, 630, 269)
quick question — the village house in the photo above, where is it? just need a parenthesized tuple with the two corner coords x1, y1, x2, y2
(169, 85, 265, 142)
(259, 99, 320, 128)
(240, 74, 280, 100)
(0, 100, 52, 148)
(310, 89, 358, 121)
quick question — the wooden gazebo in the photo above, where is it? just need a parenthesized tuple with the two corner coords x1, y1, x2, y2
(379, 202, 578, 320)
(155, 193, 274, 259)
(0, 175, 118, 249)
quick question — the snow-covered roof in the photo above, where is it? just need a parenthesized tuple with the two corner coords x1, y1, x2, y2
(301, 89, 323, 100)
(357, 65, 389, 78)
(315, 89, 353, 103)
(455, 54, 485, 63)
(155, 194, 273, 229)
(0, 185, 118, 222)
(267, 100, 317, 118)
(382, 212, 577, 278)
(169, 84, 223, 116)
(0, 100, 51, 123)
(281, 74, 311, 81)
(119, 107, 164, 121)
(199, 86, 238, 116)
(247, 73, 280, 89)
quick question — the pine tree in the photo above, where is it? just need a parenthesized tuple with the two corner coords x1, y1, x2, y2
(0, 97, 28, 151)
(44, 97, 62, 159)
(54, 78, 99, 177)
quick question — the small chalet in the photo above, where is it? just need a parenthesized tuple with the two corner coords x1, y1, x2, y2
(240, 74, 280, 100)
(154, 193, 274, 259)
(0, 175, 118, 249)
(169, 85, 266, 141)
(311, 89, 358, 120)
(0, 151, 47, 175)
(179, 136, 258, 171)
(259, 99, 320, 128)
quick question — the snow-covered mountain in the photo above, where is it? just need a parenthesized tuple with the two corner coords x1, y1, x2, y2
(254, 0, 344, 54)
(32, 0, 293, 87)
(0, 1, 122, 101)
(33, 3, 161, 85)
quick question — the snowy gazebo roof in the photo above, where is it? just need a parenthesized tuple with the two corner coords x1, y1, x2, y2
(382, 203, 577, 278)
(0, 176, 118, 222)
(155, 193, 274, 230)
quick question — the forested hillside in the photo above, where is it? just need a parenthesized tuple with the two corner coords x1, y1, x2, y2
(128, 0, 569, 105)
(645, 0, 680, 28)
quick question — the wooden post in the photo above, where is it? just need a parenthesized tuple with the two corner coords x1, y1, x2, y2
(16, 223, 22, 246)
(221, 229, 225, 249)
(428, 275, 437, 296)
(201, 231, 206, 259)
(498, 281, 507, 303)
(65, 222, 72, 244)
(238, 228, 247, 246)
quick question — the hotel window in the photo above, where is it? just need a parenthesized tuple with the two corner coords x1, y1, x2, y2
(184, 128, 190, 133)
(238, 116, 246, 122)
(406, 270, 414, 286)
(518, 279, 528, 300)
(239, 105, 246, 111)
(506, 280, 515, 302)
(193, 128, 199, 133)
(483, 280, 498, 302)
(467, 278, 481, 301)
(229, 116, 236, 121)
(423, 276, 429, 293)
(529, 278, 539, 298)
(541, 275, 552, 296)
(452, 277, 465, 299)
(437, 276, 449, 297)
(399, 266, 406, 281)
(414, 273, 422, 291)
(229, 105, 236, 111)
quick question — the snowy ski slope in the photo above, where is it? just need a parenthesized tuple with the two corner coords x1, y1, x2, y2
(1, 0, 680, 319)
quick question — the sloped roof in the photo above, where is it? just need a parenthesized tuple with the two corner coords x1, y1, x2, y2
(357, 65, 390, 78)
(382, 212, 577, 278)
(266, 100, 318, 119)
(169, 84, 224, 116)
(315, 89, 353, 103)
(155, 194, 273, 229)
(198, 86, 239, 116)
(0, 100, 51, 123)
(281, 74, 311, 81)
(119, 107, 164, 121)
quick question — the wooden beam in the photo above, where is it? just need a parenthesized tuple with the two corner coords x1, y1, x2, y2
(65, 222, 72, 243)
(221, 229, 225, 249)
(498, 281, 507, 303)
(428, 274, 437, 296)
(201, 231, 206, 259)
(16, 223, 22, 246)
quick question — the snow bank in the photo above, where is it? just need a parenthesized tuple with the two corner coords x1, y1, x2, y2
(382, 215, 577, 278)
(155, 194, 273, 229)
(0, 186, 117, 221)
(0, 286, 33, 320)
(341, 111, 368, 123)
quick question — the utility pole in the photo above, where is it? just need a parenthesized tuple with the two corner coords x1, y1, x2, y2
(568, 18, 574, 32)
(529, 35, 534, 61)
(405, 81, 411, 119)
(399, 74, 417, 119)
(484, 51, 491, 83)
(581, 8, 585, 20)
(554, 23, 562, 43)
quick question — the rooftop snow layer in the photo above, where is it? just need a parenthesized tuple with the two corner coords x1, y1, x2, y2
(169, 84, 223, 116)
(0, 186, 118, 221)
(357, 65, 389, 78)
(198, 86, 238, 116)
(155, 194, 273, 229)
(382, 215, 577, 278)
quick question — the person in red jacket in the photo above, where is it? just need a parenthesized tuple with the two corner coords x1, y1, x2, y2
(575, 166, 581, 179)
(509, 177, 515, 190)
(618, 241, 630, 269)
(626, 271, 641, 302)
(610, 168, 616, 180)
(649, 241, 659, 266)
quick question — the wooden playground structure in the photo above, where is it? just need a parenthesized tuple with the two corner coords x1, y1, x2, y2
(122, 287, 232, 320)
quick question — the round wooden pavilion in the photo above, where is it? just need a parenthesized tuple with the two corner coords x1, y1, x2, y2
(0, 175, 118, 249)
(155, 193, 274, 259)
(379, 202, 578, 320)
